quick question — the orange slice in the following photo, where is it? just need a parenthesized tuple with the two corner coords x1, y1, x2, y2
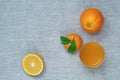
(22, 53, 44, 76)
(80, 42, 105, 68)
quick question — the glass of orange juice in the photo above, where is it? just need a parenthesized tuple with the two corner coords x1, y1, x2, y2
(80, 42, 105, 68)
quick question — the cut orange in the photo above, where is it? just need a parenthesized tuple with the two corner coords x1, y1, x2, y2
(80, 42, 105, 68)
(22, 53, 44, 76)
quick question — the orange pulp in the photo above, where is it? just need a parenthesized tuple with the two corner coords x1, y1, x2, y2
(22, 53, 44, 76)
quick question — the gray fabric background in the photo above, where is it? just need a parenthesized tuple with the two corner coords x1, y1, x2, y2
(0, 0, 120, 80)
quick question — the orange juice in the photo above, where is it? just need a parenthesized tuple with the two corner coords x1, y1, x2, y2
(80, 42, 105, 68)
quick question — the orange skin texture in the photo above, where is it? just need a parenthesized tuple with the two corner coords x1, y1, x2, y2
(80, 8, 104, 33)
(64, 33, 82, 51)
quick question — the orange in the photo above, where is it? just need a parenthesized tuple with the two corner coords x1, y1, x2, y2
(64, 33, 82, 51)
(80, 8, 104, 33)
(80, 42, 105, 68)
(22, 53, 44, 76)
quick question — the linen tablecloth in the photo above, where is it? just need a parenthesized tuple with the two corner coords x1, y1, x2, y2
(0, 0, 120, 80)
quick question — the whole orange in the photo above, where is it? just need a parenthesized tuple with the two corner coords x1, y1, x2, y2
(64, 33, 82, 51)
(80, 8, 104, 33)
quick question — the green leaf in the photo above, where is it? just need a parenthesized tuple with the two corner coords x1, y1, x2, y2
(60, 36, 71, 44)
(68, 39, 76, 53)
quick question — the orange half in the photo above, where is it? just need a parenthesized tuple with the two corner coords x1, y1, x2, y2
(80, 42, 105, 68)
(22, 53, 44, 76)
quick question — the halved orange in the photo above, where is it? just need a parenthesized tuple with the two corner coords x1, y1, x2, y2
(22, 53, 44, 76)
